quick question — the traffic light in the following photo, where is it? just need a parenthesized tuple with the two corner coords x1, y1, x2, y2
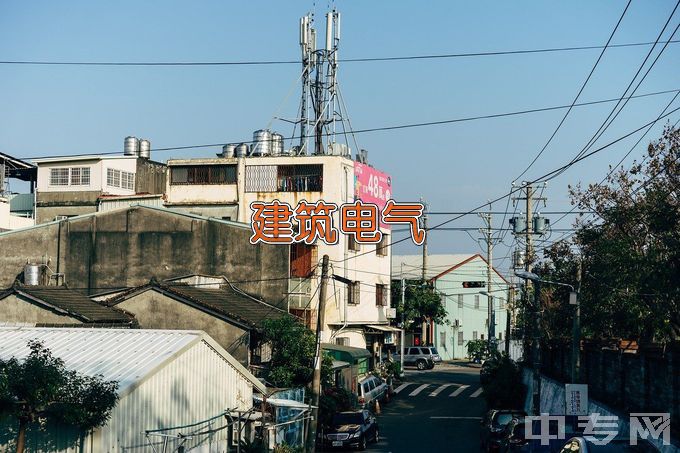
(462, 281, 485, 288)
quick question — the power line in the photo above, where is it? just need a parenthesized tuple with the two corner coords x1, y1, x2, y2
(17, 88, 680, 160)
(513, 0, 632, 182)
(331, 105, 680, 265)
(2, 40, 679, 67)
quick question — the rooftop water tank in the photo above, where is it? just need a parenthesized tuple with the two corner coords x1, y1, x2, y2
(24, 263, 41, 285)
(251, 129, 272, 156)
(235, 143, 249, 158)
(220, 144, 237, 158)
(124, 136, 139, 156)
(271, 133, 284, 156)
(139, 139, 151, 159)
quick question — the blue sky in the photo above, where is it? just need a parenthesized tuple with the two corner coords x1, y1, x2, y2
(1, 1, 678, 276)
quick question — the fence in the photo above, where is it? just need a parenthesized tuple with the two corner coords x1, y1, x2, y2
(539, 339, 680, 438)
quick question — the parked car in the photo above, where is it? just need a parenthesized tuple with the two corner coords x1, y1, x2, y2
(498, 417, 577, 452)
(480, 409, 527, 452)
(357, 375, 388, 408)
(422, 346, 443, 364)
(557, 436, 659, 452)
(321, 410, 379, 451)
(392, 347, 436, 370)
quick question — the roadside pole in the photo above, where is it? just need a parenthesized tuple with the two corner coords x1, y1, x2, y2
(532, 279, 541, 416)
(308, 254, 330, 452)
(571, 260, 582, 384)
(400, 277, 406, 377)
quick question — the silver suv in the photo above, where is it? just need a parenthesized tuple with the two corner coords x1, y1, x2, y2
(393, 347, 436, 370)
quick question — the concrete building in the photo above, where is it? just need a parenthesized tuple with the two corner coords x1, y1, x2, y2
(393, 254, 510, 360)
(32, 155, 166, 223)
(0, 284, 133, 327)
(164, 154, 395, 353)
(0, 327, 267, 452)
(104, 275, 287, 365)
(0, 152, 37, 231)
(0, 206, 289, 304)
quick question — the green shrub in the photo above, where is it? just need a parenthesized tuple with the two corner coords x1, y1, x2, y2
(479, 354, 526, 409)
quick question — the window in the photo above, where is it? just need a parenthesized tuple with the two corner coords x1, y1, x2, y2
(347, 281, 360, 305)
(290, 243, 315, 277)
(369, 380, 377, 391)
(107, 168, 120, 187)
(170, 165, 237, 185)
(49, 168, 70, 186)
(376, 234, 389, 256)
(440, 331, 446, 348)
(121, 171, 134, 190)
(347, 235, 360, 252)
(408, 348, 419, 355)
(362, 383, 370, 394)
(474, 295, 480, 309)
(473, 331, 478, 341)
(481, 334, 485, 340)
(69, 167, 90, 186)
(49, 167, 90, 187)
(499, 332, 503, 341)
(336, 337, 349, 346)
(458, 294, 463, 309)
(375, 284, 387, 306)
(458, 332, 464, 346)
(277, 164, 323, 192)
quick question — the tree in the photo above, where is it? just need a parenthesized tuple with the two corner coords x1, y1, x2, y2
(261, 316, 318, 388)
(0, 340, 119, 453)
(537, 125, 680, 341)
(391, 280, 448, 328)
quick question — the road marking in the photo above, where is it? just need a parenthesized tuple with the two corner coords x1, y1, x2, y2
(409, 384, 429, 396)
(430, 416, 483, 420)
(470, 387, 483, 398)
(449, 385, 469, 397)
(393, 382, 412, 394)
(429, 383, 454, 397)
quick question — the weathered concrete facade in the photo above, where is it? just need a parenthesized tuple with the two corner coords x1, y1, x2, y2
(111, 289, 250, 364)
(0, 294, 83, 325)
(0, 206, 289, 305)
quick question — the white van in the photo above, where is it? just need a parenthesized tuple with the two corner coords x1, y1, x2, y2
(357, 375, 388, 408)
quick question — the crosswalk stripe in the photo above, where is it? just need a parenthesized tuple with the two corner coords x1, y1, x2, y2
(449, 385, 469, 397)
(409, 384, 429, 396)
(429, 384, 454, 397)
(394, 383, 412, 394)
(470, 387, 483, 398)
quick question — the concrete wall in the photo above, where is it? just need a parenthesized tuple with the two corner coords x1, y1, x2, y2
(36, 191, 100, 223)
(135, 158, 166, 195)
(113, 290, 249, 364)
(0, 294, 83, 325)
(0, 207, 289, 305)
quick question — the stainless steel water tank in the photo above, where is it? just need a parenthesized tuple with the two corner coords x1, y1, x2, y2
(251, 129, 272, 156)
(235, 143, 249, 158)
(221, 144, 237, 158)
(124, 136, 139, 156)
(24, 263, 41, 285)
(271, 133, 284, 156)
(139, 139, 151, 159)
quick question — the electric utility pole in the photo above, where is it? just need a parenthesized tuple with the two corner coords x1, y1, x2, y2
(309, 255, 330, 452)
(420, 198, 428, 345)
(571, 259, 582, 384)
(479, 211, 495, 344)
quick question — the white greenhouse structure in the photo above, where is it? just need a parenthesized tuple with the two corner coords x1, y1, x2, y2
(0, 327, 267, 452)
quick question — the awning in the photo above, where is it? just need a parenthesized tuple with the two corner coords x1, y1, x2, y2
(322, 343, 371, 360)
(366, 325, 402, 333)
(331, 360, 351, 370)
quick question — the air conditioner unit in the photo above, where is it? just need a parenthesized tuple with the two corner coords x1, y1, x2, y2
(386, 308, 397, 319)
(54, 215, 68, 221)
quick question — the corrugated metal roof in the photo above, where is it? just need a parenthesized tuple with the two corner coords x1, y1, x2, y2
(0, 327, 201, 395)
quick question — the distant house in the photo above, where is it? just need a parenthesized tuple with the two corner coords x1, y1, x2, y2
(0, 283, 133, 327)
(392, 254, 510, 360)
(0, 327, 267, 452)
(103, 275, 288, 365)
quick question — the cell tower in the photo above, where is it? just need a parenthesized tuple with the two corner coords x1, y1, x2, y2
(298, 10, 341, 155)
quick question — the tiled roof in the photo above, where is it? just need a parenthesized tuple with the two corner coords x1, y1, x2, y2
(109, 280, 286, 329)
(4, 285, 133, 324)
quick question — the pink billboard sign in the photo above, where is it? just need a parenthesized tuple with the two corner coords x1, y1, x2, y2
(354, 162, 392, 230)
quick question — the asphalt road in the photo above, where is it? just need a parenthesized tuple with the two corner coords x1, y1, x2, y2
(367, 363, 485, 453)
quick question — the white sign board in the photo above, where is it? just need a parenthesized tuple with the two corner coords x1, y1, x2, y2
(565, 383, 588, 416)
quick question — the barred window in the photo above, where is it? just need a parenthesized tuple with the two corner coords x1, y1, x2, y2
(347, 235, 360, 252)
(376, 284, 387, 306)
(474, 295, 480, 309)
(277, 164, 322, 192)
(347, 281, 360, 305)
(458, 331, 464, 346)
(458, 294, 463, 309)
(473, 331, 478, 341)
(49, 168, 70, 186)
(170, 165, 237, 185)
